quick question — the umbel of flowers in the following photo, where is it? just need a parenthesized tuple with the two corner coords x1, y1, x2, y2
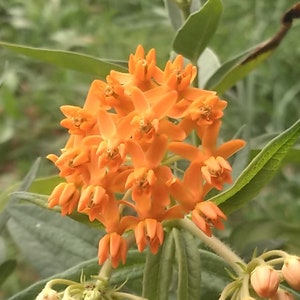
(47, 45, 245, 268)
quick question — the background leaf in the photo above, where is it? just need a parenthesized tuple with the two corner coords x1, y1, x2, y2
(211, 119, 300, 214)
(142, 230, 175, 300)
(0, 41, 127, 79)
(229, 219, 300, 258)
(6, 201, 100, 277)
(172, 0, 223, 63)
(28, 175, 63, 195)
(172, 228, 202, 300)
(0, 260, 17, 287)
(199, 249, 230, 300)
(205, 49, 272, 95)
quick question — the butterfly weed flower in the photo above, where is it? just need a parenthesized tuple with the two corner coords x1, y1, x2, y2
(47, 45, 245, 267)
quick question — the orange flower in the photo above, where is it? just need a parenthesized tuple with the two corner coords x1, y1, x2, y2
(126, 86, 184, 147)
(48, 182, 80, 216)
(191, 201, 227, 236)
(98, 232, 127, 268)
(110, 45, 162, 91)
(201, 156, 232, 190)
(160, 55, 197, 92)
(134, 218, 164, 254)
(60, 105, 96, 135)
(47, 45, 246, 266)
(124, 136, 173, 219)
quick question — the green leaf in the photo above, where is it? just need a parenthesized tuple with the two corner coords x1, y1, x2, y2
(205, 49, 272, 95)
(164, 0, 184, 31)
(0, 41, 127, 79)
(199, 249, 230, 300)
(6, 202, 100, 277)
(29, 175, 63, 195)
(211, 119, 300, 214)
(173, 0, 223, 63)
(172, 228, 201, 300)
(110, 250, 145, 295)
(142, 230, 175, 300)
(197, 47, 220, 88)
(0, 260, 17, 286)
(0, 158, 41, 222)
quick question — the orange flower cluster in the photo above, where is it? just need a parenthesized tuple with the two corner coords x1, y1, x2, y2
(47, 45, 245, 267)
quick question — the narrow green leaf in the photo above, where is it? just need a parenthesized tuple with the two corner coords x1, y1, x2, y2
(0, 260, 17, 286)
(197, 47, 220, 88)
(110, 250, 145, 295)
(18, 158, 41, 192)
(0, 41, 127, 79)
(172, 228, 201, 300)
(142, 230, 175, 300)
(173, 0, 222, 63)
(29, 175, 63, 195)
(205, 49, 272, 95)
(211, 119, 300, 214)
(205, 2, 300, 95)
(1, 158, 40, 223)
(6, 202, 99, 277)
(164, 0, 184, 31)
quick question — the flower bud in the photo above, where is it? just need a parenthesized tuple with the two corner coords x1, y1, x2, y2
(250, 265, 280, 298)
(36, 287, 59, 300)
(270, 289, 295, 300)
(282, 256, 300, 290)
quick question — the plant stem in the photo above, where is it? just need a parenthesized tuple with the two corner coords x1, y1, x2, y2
(98, 259, 113, 281)
(177, 218, 246, 276)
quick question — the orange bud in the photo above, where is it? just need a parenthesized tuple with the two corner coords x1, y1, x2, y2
(282, 256, 300, 291)
(250, 265, 280, 298)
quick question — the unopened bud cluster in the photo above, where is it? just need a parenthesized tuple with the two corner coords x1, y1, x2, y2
(35, 276, 144, 300)
(219, 250, 300, 300)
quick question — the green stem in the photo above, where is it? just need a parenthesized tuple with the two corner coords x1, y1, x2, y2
(177, 218, 246, 276)
(46, 279, 80, 289)
(260, 249, 289, 260)
(98, 259, 113, 281)
(162, 154, 182, 165)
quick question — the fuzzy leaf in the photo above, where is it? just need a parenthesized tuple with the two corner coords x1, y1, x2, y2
(199, 249, 230, 299)
(172, 228, 201, 300)
(142, 230, 175, 300)
(173, 0, 223, 63)
(6, 201, 100, 278)
(211, 119, 300, 214)
(0, 41, 127, 79)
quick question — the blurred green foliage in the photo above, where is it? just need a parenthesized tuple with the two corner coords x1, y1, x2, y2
(0, 0, 299, 299)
